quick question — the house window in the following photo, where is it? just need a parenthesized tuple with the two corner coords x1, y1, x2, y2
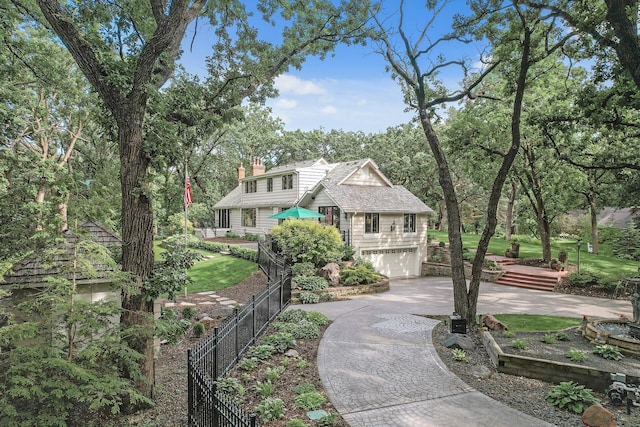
(244, 180, 257, 193)
(241, 208, 256, 227)
(365, 213, 379, 234)
(319, 206, 340, 228)
(267, 178, 273, 192)
(217, 209, 230, 228)
(404, 213, 416, 233)
(282, 174, 293, 190)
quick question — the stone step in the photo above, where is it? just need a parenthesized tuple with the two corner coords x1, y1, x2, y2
(494, 271, 557, 292)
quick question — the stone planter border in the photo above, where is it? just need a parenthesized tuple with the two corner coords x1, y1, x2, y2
(292, 276, 390, 301)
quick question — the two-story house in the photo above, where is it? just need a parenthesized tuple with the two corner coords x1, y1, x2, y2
(213, 158, 433, 277)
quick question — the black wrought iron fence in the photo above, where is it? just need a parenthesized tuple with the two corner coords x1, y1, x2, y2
(187, 242, 291, 427)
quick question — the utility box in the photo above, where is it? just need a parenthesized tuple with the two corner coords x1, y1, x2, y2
(450, 315, 467, 334)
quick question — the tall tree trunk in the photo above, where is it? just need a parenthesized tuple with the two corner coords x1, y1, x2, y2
(418, 114, 468, 318)
(504, 179, 518, 240)
(588, 195, 600, 254)
(117, 108, 156, 400)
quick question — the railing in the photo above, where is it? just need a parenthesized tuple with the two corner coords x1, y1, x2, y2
(187, 242, 291, 427)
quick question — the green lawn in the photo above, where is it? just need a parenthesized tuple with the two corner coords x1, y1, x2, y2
(428, 230, 638, 279)
(154, 240, 258, 294)
(492, 314, 581, 331)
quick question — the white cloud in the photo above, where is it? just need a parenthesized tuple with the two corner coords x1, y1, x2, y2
(275, 98, 297, 109)
(320, 105, 337, 115)
(275, 75, 326, 95)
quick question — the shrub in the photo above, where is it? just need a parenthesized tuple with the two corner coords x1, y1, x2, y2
(293, 276, 329, 291)
(353, 256, 376, 271)
(341, 245, 355, 261)
(502, 330, 515, 338)
(283, 322, 321, 340)
(192, 322, 206, 338)
(340, 266, 381, 286)
(254, 397, 284, 422)
(225, 231, 240, 239)
(566, 349, 588, 362)
(292, 383, 317, 395)
(238, 357, 258, 371)
(439, 241, 446, 247)
(541, 334, 557, 344)
(249, 344, 276, 361)
(270, 219, 344, 267)
(294, 392, 326, 410)
(555, 332, 571, 341)
(568, 270, 604, 288)
(612, 224, 640, 261)
(299, 291, 320, 304)
(227, 245, 258, 262)
(156, 309, 191, 344)
(292, 262, 316, 277)
(243, 233, 261, 241)
(182, 306, 197, 320)
(317, 413, 339, 426)
(546, 381, 598, 414)
(593, 344, 624, 360)
(511, 339, 528, 350)
(260, 332, 296, 353)
(217, 377, 245, 401)
(278, 309, 307, 323)
(305, 311, 329, 326)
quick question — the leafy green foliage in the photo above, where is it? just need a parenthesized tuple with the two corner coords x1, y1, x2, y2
(146, 241, 202, 301)
(317, 413, 339, 426)
(566, 349, 588, 362)
(286, 419, 307, 427)
(294, 391, 325, 410)
(260, 332, 296, 353)
(304, 311, 329, 326)
(274, 322, 321, 340)
(277, 309, 308, 323)
(192, 322, 206, 338)
(340, 266, 381, 286)
(270, 219, 344, 267)
(292, 383, 317, 395)
(156, 308, 191, 344)
(511, 339, 528, 350)
(265, 366, 286, 382)
(612, 224, 640, 261)
(546, 381, 598, 414)
(254, 380, 274, 398)
(238, 358, 258, 371)
(254, 397, 284, 422)
(541, 334, 557, 344)
(249, 345, 276, 361)
(293, 276, 329, 291)
(593, 345, 623, 360)
(299, 291, 320, 304)
(502, 330, 515, 338)
(555, 332, 571, 341)
(292, 262, 316, 277)
(451, 349, 467, 361)
(182, 306, 197, 320)
(217, 377, 245, 402)
(353, 256, 376, 271)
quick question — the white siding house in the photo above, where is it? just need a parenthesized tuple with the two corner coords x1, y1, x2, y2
(213, 158, 433, 278)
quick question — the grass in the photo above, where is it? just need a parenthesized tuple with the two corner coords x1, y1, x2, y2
(154, 240, 258, 294)
(429, 230, 638, 279)
(493, 314, 581, 332)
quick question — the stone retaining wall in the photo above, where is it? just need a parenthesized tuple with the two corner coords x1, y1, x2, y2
(422, 262, 503, 282)
(292, 277, 390, 301)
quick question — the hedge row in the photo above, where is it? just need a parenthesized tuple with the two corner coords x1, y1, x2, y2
(164, 235, 258, 263)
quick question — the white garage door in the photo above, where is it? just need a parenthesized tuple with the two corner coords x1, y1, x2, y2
(361, 247, 418, 278)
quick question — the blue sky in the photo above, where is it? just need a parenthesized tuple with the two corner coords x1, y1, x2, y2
(179, 2, 476, 134)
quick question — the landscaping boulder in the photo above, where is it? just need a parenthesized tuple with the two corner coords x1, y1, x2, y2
(320, 263, 341, 286)
(581, 404, 615, 427)
(198, 316, 216, 330)
(440, 333, 475, 351)
(482, 314, 508, 331)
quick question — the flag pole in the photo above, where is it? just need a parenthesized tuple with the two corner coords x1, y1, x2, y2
(184, 161, 189, 248)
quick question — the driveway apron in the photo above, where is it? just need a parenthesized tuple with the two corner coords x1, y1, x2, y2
(304, 277, 632, 426)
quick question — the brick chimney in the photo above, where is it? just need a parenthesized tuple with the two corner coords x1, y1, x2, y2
(237, 163, 245, 186)
(251, 158, 266, 176)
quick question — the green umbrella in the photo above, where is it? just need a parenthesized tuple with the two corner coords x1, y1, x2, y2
(268, 206, 325, 219)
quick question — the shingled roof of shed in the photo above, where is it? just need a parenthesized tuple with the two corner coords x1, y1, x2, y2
(2, 222, 121, 287)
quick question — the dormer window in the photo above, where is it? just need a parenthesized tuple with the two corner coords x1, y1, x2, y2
(244, 180, 257, 193)
(282, 174, 293, 190)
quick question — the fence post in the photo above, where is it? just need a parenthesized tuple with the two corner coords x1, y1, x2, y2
(234, 306, 240, 359)
(213, 327, 219, 379)
(252, 295, 256, 340)
(187, 349, 193, 424)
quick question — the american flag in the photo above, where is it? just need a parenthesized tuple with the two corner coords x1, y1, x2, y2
(184, 171, 193, 208)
